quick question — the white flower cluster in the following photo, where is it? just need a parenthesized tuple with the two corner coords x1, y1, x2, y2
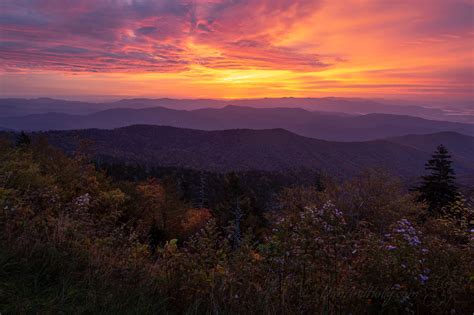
(302, 201, 346, 229)
(386, 219, 431, 285)
(393, 219, 421, 246)
(73, 193, 91, 210)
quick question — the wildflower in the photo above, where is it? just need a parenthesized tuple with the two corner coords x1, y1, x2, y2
(386, 245, 397, 250)
(418, 274, 429, 284)
(393, 219, 422, 247)
(409, 236, 421, 246)
(74, 193, 91, 210)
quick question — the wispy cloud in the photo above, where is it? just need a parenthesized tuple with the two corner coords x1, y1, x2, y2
(0, 0, 472, 100)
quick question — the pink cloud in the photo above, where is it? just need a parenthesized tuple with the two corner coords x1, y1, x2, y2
(0, 0, 328, 72)
(0, 0, 472, 100)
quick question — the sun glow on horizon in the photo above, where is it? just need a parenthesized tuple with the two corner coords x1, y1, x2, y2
(1, 0, 472, 102)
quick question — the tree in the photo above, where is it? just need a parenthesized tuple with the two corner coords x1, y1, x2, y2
(417, 145, 458, 215)
(196, 171, 208, 209)
(15, 131, 31, 147)
(213, 173, 247, 248)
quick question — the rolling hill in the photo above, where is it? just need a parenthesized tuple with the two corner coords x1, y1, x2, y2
(2, 105, 473, 141)
(2, 97, 472, 123)
(0, 98, 103, 117)
(36, 125, 474, 181)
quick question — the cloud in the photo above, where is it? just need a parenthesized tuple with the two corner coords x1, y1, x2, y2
(0, 0, 472, 100)
(135, 26, 158, 36)
(44, 45, 91, 55)
(0, 0, 328, 72)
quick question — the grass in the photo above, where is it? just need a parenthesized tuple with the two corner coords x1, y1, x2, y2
(0, 244, 169, 314)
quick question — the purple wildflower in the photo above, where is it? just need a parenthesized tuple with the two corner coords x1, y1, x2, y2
(418, 274, 429, 284)
(393, 218, 422, 247)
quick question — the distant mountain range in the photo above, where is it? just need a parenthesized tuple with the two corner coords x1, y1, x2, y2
(1, 105, 473, 141)
(0, 98, 103, 117)
(1, 97, 472, 123)
(35, 125, 474, 183)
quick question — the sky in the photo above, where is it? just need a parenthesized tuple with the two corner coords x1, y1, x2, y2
(0, 0, 473, 102)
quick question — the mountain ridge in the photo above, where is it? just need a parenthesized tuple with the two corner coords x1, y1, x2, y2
(1, 97, 472, 123)
(1, 105, 473, 141)
(31, 125, 474, 183)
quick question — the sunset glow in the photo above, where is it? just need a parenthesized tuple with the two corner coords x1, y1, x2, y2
(1, 0, 473, 100)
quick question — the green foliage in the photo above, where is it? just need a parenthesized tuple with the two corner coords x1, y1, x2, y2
(15, 131, 31, 147)
(417, 145, 459, 215)
(0, 139, 472, 314)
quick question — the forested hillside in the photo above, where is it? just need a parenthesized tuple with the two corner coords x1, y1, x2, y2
(31, 125, 474, 182)
(1, 135, 472, 314)
(1, 104, 473, 141)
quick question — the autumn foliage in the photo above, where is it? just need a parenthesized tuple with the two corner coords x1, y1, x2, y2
(0, 137, 472, 314)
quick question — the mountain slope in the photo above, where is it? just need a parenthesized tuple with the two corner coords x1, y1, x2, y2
(0, 98, 104, 117)
(38, 126, 474, 180)
(2, 106, 473, 141)
(2, 97, 472, 122)
(387, 132, 474, 166)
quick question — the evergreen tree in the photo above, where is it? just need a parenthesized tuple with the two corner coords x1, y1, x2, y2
(15, 131, 31, 147)
(196, 171, 208, 209)
(214, 172, 246, 248)
(417, 144, 458, 215)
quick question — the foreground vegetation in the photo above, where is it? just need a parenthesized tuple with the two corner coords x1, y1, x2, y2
(1, 136, 473, 314)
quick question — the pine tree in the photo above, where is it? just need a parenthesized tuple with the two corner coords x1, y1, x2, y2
(197, 171, 208, 209)
(15, 131, 31, 147)
(417, 144, 458, 215)
(226, 173, 244, 248)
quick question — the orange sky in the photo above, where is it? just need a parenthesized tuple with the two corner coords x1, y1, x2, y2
(1, 0, 473, 101)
